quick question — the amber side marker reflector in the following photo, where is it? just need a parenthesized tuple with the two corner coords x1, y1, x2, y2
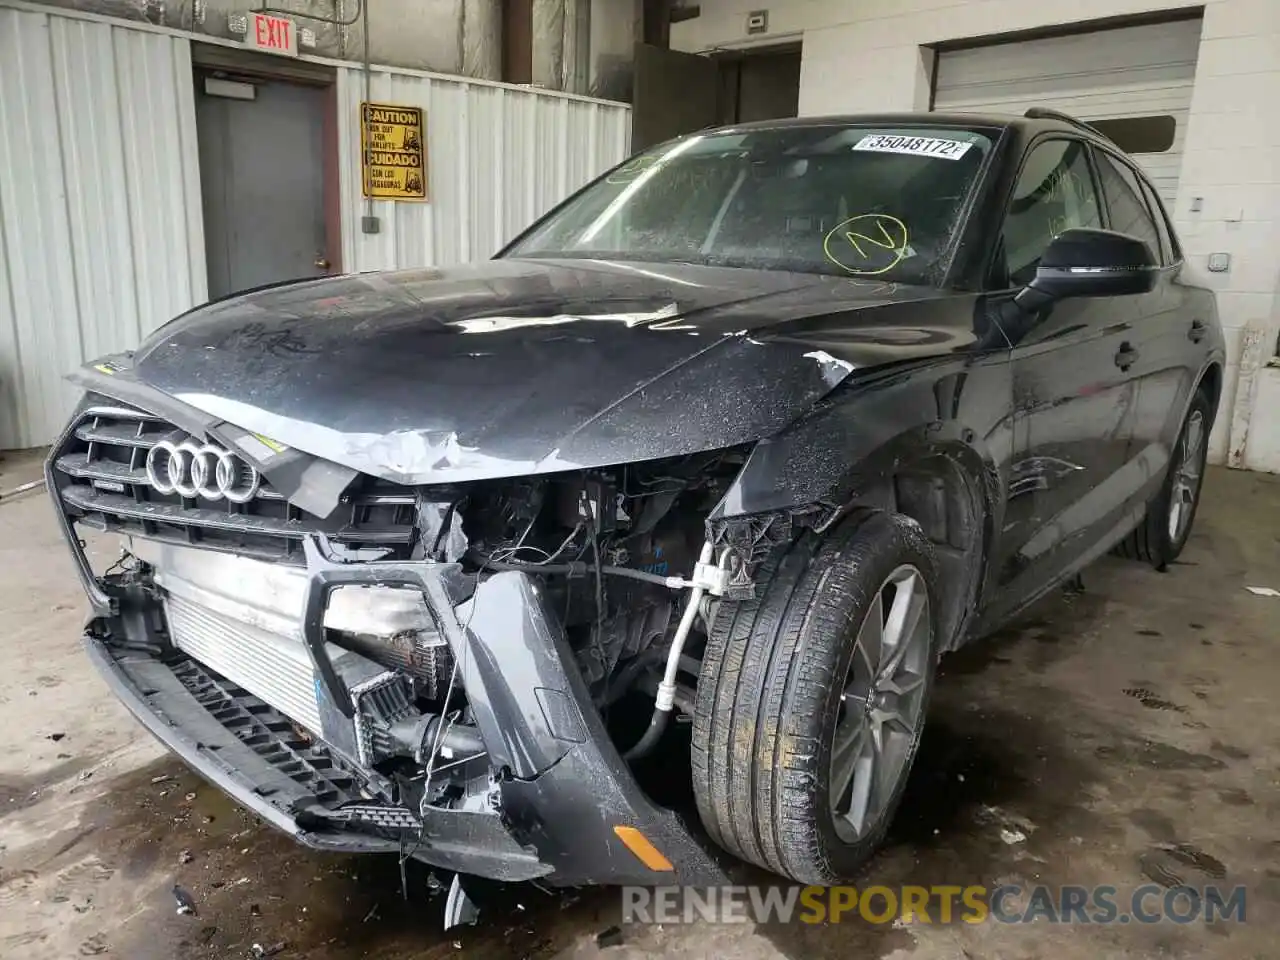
(613, 825, 675, 871)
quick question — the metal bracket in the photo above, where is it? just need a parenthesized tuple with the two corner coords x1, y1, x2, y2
(443, 874, 480, 930)
(689, 558, 731, 596)
(299, 534, 469, 719)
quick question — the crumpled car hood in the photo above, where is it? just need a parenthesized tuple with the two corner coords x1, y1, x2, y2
(127, 258, 965, 485)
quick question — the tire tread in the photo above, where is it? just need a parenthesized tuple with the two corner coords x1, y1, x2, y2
(692, 511, 937, 882)
(1113, 387, 1211, 569)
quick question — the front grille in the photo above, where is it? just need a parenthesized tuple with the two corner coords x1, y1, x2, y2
(51, 399, 418, 562)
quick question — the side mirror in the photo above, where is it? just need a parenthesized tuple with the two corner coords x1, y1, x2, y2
(1015, 228, 1157, 311)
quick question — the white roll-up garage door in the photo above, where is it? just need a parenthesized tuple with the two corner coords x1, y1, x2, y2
(933, 18, 1203, 205)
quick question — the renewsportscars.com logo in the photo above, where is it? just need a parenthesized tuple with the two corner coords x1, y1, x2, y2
(621, 884, 1247, 926)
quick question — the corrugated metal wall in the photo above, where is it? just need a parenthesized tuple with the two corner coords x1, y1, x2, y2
(337, 65, 631, 272)
(0, 6, 206, 449)
(0, 6, 629, 449)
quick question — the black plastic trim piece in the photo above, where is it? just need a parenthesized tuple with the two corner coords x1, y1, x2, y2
(298, 535, 729, 886)
(83, 538, 727, 886)
(61, 486, 415, 545)
(83, 634, 397, 853)
(44, 397, 114, 615)
(84, 632, 553, 880)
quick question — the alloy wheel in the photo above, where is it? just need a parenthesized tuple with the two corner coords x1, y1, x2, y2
(828, 564, 931, 841)
(1168, 409, 1205, 544)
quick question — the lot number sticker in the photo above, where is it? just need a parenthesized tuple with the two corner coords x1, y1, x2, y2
(853, 134, 973, 160)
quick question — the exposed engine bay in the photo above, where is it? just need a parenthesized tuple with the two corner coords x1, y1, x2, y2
(324, 450, 754, 804)
(447, 452, 745, 686)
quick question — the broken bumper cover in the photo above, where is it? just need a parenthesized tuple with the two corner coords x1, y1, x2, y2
(81, 542, 728, 887)
(85, 636, 553, 879)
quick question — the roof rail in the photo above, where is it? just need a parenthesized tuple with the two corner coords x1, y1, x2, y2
(1023, 107, 1115, 144)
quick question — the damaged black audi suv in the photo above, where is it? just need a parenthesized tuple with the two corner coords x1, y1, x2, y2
(49, 110, 1222, 899)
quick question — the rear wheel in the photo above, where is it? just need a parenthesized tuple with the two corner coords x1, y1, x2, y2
(1116, 389, 1210, 570)
(691, 511, 941, 883)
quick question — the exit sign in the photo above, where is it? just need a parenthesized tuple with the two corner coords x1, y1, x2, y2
(246, 12, 298, 57)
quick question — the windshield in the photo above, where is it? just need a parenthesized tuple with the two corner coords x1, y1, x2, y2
(504, 124, 997, 285)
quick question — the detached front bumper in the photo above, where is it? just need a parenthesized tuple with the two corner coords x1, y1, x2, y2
(81, 539, 726, 888)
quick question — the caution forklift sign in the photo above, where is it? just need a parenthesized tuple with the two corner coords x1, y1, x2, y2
(361, 102, 428, 201)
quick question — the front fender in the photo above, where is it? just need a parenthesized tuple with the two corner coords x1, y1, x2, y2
(709, 354, 1014, 646)
(710, 355, 1013, 522)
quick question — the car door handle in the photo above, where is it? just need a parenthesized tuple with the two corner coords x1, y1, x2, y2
(1189, 319, 1207, 343)
(1114, 342, 1139, 371)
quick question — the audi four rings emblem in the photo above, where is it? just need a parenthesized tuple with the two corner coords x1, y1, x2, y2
(145, 437, 261, 503)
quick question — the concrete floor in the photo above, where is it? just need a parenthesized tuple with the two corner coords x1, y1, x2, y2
(0, 445, 46, 496)
(2, 466, 1278, 959)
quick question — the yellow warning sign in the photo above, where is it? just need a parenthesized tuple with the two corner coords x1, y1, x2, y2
(361, 102, 427, 201)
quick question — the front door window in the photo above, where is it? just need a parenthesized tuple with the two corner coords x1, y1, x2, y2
(1001, 139, 1103, 287)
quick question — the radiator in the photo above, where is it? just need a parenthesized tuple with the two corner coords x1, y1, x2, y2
(165, 592, 325, 734)
(137, 540, 447, 739)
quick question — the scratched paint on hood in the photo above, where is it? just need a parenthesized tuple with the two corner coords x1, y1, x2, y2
(129, 258, 973, 485)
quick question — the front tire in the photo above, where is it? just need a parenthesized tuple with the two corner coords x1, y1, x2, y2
(691, 511, 941, 883)
(1116, 389, 1210, 570)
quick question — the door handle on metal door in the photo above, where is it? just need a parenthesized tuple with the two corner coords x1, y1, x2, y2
(1189, 319, 1207, 343)
(1114, 342, 1139, 371)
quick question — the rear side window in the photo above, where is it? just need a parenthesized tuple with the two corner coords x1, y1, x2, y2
(1139, 176, 1181, 264)
(1093, 152, 1162, 263)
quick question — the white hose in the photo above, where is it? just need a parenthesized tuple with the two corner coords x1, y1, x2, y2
(654, 541, 714, 712)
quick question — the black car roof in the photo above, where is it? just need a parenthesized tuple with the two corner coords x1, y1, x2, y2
(713, 111, 1112, 144)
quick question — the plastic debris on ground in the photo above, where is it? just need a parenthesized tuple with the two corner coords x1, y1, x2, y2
(173, 884, 198, 916)
(976, 804, 1036, 845)
(596, 925, 625, 948)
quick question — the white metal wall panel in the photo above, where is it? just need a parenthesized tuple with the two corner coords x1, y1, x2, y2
(338, 65, 630, 273)
(934, 19, 1204, 204)
(0, 8, 205, 449)
(0, 6, 625, 448)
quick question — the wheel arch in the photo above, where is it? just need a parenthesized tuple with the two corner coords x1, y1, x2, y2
(847, 438, 993, 652)
(710, 375, 1003, 654)
(1195, 361, 1223, 421)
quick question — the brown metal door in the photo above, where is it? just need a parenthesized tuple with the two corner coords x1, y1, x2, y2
(196, 77, 330, 299)
(631, 43, 720, 152)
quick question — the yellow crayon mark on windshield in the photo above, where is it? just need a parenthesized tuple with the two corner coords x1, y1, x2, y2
(823, 213, 910, 276)
(844, 222, 899, 259)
